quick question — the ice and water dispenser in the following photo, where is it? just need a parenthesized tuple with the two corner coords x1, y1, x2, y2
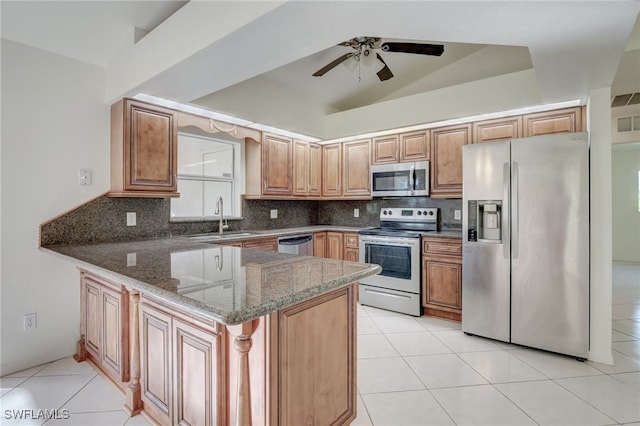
(467, 200, 502, 242)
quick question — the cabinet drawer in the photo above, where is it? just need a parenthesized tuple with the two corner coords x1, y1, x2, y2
(422, 238, 462, 256)
(344, 233, 359, 249)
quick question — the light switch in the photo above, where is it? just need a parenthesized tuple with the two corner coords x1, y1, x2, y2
(454, 210, 461, 220)
(270, 209, 278, 219)
(127, 253, 137, 267)
(354, 208, 360, 218)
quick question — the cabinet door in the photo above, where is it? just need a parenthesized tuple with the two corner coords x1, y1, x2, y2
(344, 249, 359, 262)
(473, 116, 522, 143)
(84, 278, 102, 359)
(308, 143, 322, 197)
(399, 131, 429, 162)
(101, 284, 129, 384)
(173, 319, 222, 426)
(343, 139, 370, 197)
(262, 133, 293, 195)
(293, 139, 309, 196)
(430, 124, 471, 198)
(523, 107, 583, 137)
(277, 287, 356, 425)
(371, 135, 399, 165)
(322, 144, 342, 197)
(141, 303, 173, 426)
(326, 232, 344, 260)
(423, 256, 462, 311)
(313, 232, 327, 257)
(124, 100, 177, 192)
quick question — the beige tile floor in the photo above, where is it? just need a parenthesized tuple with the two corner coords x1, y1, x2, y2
(1, 262, 638, 425)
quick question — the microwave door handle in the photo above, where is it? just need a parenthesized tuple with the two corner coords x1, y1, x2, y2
(409, 164, 415, 194)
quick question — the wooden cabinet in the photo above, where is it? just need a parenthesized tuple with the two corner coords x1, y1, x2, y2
(308, 142, 322, 197)
(140, 297, 224, 426)
(322, 143, 342, 197)
(241, 237, 278, 251)
(262, 133, 293, 196)
(109, 98, 178, 198)
(399, 130, 429, 162)
(523, 106, 584, 137)
(343, 139, 371, 197)
(473, 116, 523, 143)
(275, 286, 356, 425)
(372, 135, 399, 164)
(372, 131, 428, 165)
(323, 140, 371, 199)
(313, 232, 327, 257)
(343, 233, 359, 262)
(326, 232, 344, 260)
(77, 271, 130, 389)
(422, 237, 462, 321)
(293, 140, 322, 197)
(430, 124, 471, 198)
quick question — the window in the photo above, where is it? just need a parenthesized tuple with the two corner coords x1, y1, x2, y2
(171, 133, 242, 219)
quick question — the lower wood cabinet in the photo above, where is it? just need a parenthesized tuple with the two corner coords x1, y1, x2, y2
(219, 236, 278, 251)
(343, 232, 359, 262)
(313, 232, 327, 257)
(314, 231, 359, 262)
(77, 271, 129, 389)
(140, 298, 224, 426)
(326, 232, 344, 260)
(422, 237, 462, 322)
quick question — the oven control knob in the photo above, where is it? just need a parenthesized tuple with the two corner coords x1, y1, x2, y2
(417, 211, 422, 215)
(428, 211, 434, 215)
(388, 210, 393, 215)
(383, 210, 388, 215)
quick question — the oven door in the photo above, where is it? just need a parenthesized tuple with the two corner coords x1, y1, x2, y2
(358, 235, 421, 293)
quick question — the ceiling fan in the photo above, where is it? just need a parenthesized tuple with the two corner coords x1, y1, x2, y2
(312, 36, 444, 82)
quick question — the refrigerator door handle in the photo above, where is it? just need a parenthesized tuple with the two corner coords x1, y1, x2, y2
(512, 161, 519, 259)
(503, 162, 510, 259)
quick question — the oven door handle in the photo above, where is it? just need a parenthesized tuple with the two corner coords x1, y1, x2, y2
(360, 237, 419, 247)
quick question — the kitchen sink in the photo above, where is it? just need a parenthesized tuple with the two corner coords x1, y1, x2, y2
(185, 232, 258, 241)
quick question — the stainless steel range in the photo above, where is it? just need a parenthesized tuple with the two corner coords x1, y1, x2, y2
(359, 207, 439, 316)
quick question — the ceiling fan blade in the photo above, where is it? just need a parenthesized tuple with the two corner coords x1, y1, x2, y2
(381, 42, 444, 56)
(375, 53, 394, 81)
(312, 53, 354, 77)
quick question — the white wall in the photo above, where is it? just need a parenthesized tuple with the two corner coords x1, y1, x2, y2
(1, 40, 109, 374)
(588, 87, 614, 365)
(612, 143, 640, 263)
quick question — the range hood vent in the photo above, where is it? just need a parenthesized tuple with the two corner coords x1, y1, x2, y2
(612, 93, 640, 107)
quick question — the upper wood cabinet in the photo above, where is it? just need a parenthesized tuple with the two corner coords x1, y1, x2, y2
(262, 133, 293, 196)
(523, 106, 584, 137)
(399, 130, 429, 162)
(473, 116, 523, 143)
(371, 131, 428, 165)
(342, 139, 371, 197)
(293, 140, 322, 197)
(109, 98, 178, 198)
(371, 135, 399, 164)
(430, 124, 471, 198)
(322, 144, 342, 197)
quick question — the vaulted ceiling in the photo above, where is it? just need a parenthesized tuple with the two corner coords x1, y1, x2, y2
(2, 1, 639, 140)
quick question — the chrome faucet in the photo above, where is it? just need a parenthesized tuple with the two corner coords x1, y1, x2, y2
(214, 196, 228, 235)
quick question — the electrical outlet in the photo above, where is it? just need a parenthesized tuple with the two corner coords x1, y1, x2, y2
(78, 168, 92, 186)
(127, 253, 137, 267)
(354, 208, 360, 218)
(24, 313, 37, 331)
(127, 212, 136, 226)
(454, 209, 461, 220)
(270, 209, 278, 219)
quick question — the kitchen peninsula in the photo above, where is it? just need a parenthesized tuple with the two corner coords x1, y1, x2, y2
(44, 238, 381, 426)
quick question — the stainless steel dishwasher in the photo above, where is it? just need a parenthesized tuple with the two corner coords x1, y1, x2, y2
(277, 234, 313, 256)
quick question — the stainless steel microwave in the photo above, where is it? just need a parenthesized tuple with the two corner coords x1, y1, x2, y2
(370, 161, 430, 197)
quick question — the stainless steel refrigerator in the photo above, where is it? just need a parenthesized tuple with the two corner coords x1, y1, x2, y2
(462, 132, 589, 359)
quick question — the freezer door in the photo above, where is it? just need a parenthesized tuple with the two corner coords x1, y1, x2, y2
(462, 141, 511, 342)
(510, 133, 589, 358)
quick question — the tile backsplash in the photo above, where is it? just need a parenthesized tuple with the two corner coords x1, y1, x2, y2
(40, 195, 461, 246)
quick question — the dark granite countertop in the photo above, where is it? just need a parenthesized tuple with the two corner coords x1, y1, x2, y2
(43, 239, 381, 326)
